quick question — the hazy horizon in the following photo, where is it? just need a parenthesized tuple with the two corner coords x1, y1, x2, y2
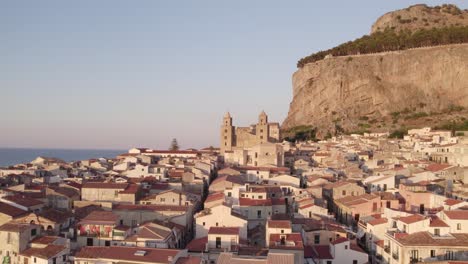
(2, 0, 467, 150)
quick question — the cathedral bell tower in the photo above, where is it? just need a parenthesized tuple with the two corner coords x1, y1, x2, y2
(220, 112, 234, 154)
(256, 111, 269, 144)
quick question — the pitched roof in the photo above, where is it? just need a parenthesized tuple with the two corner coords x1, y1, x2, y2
(3, 195, 43, 207)
(208, 227, 239, 235)
(20, 244, 66, 259)
(397, 214, 426, 224)
(396, 232, 468, 247)
(267, 220, 291, 229)
(82, 182, 128, 189)
(79, 211, 119, 224)
(331, 237, 348, 245)
(0, 201, 28, 217)
(75, 246, 181, 264)
(443, 210, 468, 220)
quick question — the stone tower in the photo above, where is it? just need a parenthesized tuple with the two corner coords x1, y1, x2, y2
(256, 111, 269, 144)
(220, 112, 234, 154)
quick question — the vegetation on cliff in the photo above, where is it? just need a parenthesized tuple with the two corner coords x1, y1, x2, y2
(283, 125, 317, 142)
(297, 26, 468, 68)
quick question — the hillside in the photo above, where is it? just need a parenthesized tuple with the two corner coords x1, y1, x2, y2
(283, 4, 468, 139)
(372, 4, 468, 33)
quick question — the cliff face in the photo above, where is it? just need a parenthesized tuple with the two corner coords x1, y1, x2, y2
(282, 44, 468, 136)
(371, 4, 468, 34)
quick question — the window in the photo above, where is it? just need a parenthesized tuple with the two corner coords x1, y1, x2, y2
(216, 237, 221, 249)
(258, 195, 263, 199)
(31, 228, 37, 237)
(457, 223, 461, 230)
(410, 250, 418, 260)
(342, 190, 346, 196)
(257, 210, 262, 219)
(34, 258, 37, 263)
(131, 220, 137, 227)
(403, 225, 407, 232)
(431, 250, 435, 258)
(160, 198, 165, 202)
(434, 229, 440, 236)
(281, 230, 284, 234)
(202, 222, 205, 226)
(314, 234, 320, 244)
(216, 222, 219, 227)
(227, 192, 232, 197)
(114, 190, 119, 197)
(345, 245, 348, 249)
(353, 261, 357, 264)
(445, 251, 454, 260)
(327, 261, 332, 264)
(105, 241, 110, 247)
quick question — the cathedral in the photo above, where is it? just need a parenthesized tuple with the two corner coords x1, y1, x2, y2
(220, 111, 280, 154)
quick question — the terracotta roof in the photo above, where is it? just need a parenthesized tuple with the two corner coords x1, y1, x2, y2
(445, 199, 463, 206)
(309, 245, 333, 259)
(205, 192, 225, 203)
(31, 236, 60, 245)
(443, 210, 468, 220)
(429, 216, 449, 227)
(0, 222, 33, 232)
(20, 244, 66, 259)
(208, 227, 239, 235)
(175, 256, 202, 264)
(82, 182, 128, 189)
(396, 232, 468, 247)
(0, 201, 28, 217)
(398, 214, 426, 224)
(331, 237, 348, 245)
(75, 246, 181, 263)
(426, 163, 452, 172)
(267, 220, 291, 229)
(113, 204, 188, 212)
(368, 218, 388, 226)
(186, 237, 207, 252)
(80, 211, 119, 224)
(3, 195, 43, 207)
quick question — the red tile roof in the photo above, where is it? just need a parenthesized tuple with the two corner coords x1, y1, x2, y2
(205, 192, 225, 203)
(426, 163, 452, 172)
(186, 237, 207, 252)
(429, 216, 449, 227)
(80, 211, 119, 224)
(368, 218, 388, 226)
(444, 210, 468, 220)
(75, 246, 181, 263)
(21, 244, 66, 259)
(310, 245, 333, 259)
(113, 204, 188, 212)
(331, 237, 348, 245)
(82, 182, 128, 189)
(3, 195, 43, 207)
(0, 201, 28, 217)
(445, 199, 463, 206)
(398, 214, 426, 224)
(208, 227, 239, 235)
(267, 220, 291, 229)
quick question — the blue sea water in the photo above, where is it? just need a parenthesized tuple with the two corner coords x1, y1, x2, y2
(0, 148, 125, 167)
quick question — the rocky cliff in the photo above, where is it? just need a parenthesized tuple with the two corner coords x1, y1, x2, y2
(282, 44, 468, 137)
(371, 4, 468, 34)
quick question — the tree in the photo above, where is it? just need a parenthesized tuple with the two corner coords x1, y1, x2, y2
(169, 138, 179, 151)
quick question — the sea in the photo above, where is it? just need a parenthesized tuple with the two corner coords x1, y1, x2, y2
(0, 148, 125, 167)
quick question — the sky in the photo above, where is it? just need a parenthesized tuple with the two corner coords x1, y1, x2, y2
(1, 1, 467, 150)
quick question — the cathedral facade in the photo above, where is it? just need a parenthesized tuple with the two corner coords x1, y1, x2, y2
(220, 111, 280, 154)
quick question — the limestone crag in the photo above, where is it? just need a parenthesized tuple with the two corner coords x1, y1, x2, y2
(282, 44, 468, 136)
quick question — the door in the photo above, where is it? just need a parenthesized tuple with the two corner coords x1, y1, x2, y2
(87, 238, 93, 246)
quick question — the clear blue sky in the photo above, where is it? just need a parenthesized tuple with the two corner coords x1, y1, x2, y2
(1, 1, 466, 150)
